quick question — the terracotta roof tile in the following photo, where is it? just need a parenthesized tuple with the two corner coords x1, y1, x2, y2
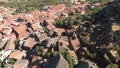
(71, 38, 80, 50)
(13, 59, 29, 68)
(14, 24, 28, 39)
(14, 24, 27, 34)
(18, 31, 29, 40)
(59, 36, 69, 46)
(40, 11, 47, 16)
(7, 15, 15, 20)
(53, 4, 66, 12)
(26, 16, 38, 23)
(60, 36, 69, 42)
(39, 33, 48, 41)
(8, 50, 26, 59)
(2, 27, 12, 35)
(15, 13, 26, 18)
(54, 28, 66, 36)
(11, 21, 20, 26)
(5, 34, 16, 50)
(32, 55, 42, 63)
(0, 24, 5, 30)
(32, 18, 42, 23)
(24, 37, 38, 48)
(69, 50, 77, 59)
(2, 19, 11, 26)
(32, 65, 40, 68)
(31, 24, 43, 31)
(46, 19, 55, 24)
(30, 10, 41, 17)
(0, 21, 3, 25)
(47, 23, 55, 30)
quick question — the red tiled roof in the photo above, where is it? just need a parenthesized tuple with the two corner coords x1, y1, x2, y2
(7, 14, 26, 24)
(32, 18, 42, 23)
(5, 34, 16, 50)
(40, 11, 47, 17)
(0, 21, 3, 25)
(24, 37, 38, 48)
(30, 10, 41, 17)
(47, 23, 55, 30)
(53, 4, 66, 12)
(0, 24, 5, 30)
(25, 17, 38, 23)
(2, 27, 12, 35)
(54, 28, 66, 36)
(60, 36, 69, 42)
(14, 24, 28, 39)
(32, 55, 42, 63)
(18, 31, 29, 40)
(32, 65, 40, 68)
(14, 24, 27, 33)
(11, 21, 20, 26)
(31, 24, 43, 31)
(71, 38, 80, 50)
(46, 18, 55, 24)
(69, 50, 77, 58)
(13, 59, 29, 68)
(2, 19, 11, 26)
(15, 13, 26, 18)
(39, 33, 48, 41)
(59, 36, 69, 46)
(8, 50, 26, 59)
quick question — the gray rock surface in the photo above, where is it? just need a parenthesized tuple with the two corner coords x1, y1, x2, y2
(76, 59, 98, 68)
(45, 54, 69, 68)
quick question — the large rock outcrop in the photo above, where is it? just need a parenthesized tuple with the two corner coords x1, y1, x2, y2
(45, 54, 69, 68)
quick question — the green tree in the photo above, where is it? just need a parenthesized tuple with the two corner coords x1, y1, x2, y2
(52, 51, 59, 57)
(0, 60, 2, 68)
(14, 38, 19, 45)
(36, 46, 44, 55)
(45, 52, 51, 58)
(77, 18, 83, 24)
(106, 64, 119, 68)
(61, 50, 74, 68)
(8, 59, 16, 65)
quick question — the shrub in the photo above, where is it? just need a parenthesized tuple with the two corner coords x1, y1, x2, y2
(61, 50, 74, 68)
(36, 46, 44, 55)
(52, 51, 59, 57)
(45, 52, 51, 58)
(8, 59, 16, 64)
(106, 64, 119, 68)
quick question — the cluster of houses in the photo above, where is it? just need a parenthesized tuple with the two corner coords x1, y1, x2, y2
(0, 2, 100, 68)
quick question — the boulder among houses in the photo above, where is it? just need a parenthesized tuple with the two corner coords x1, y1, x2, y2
(76, 59, 98, 68)
(45, 54, 69, 68)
